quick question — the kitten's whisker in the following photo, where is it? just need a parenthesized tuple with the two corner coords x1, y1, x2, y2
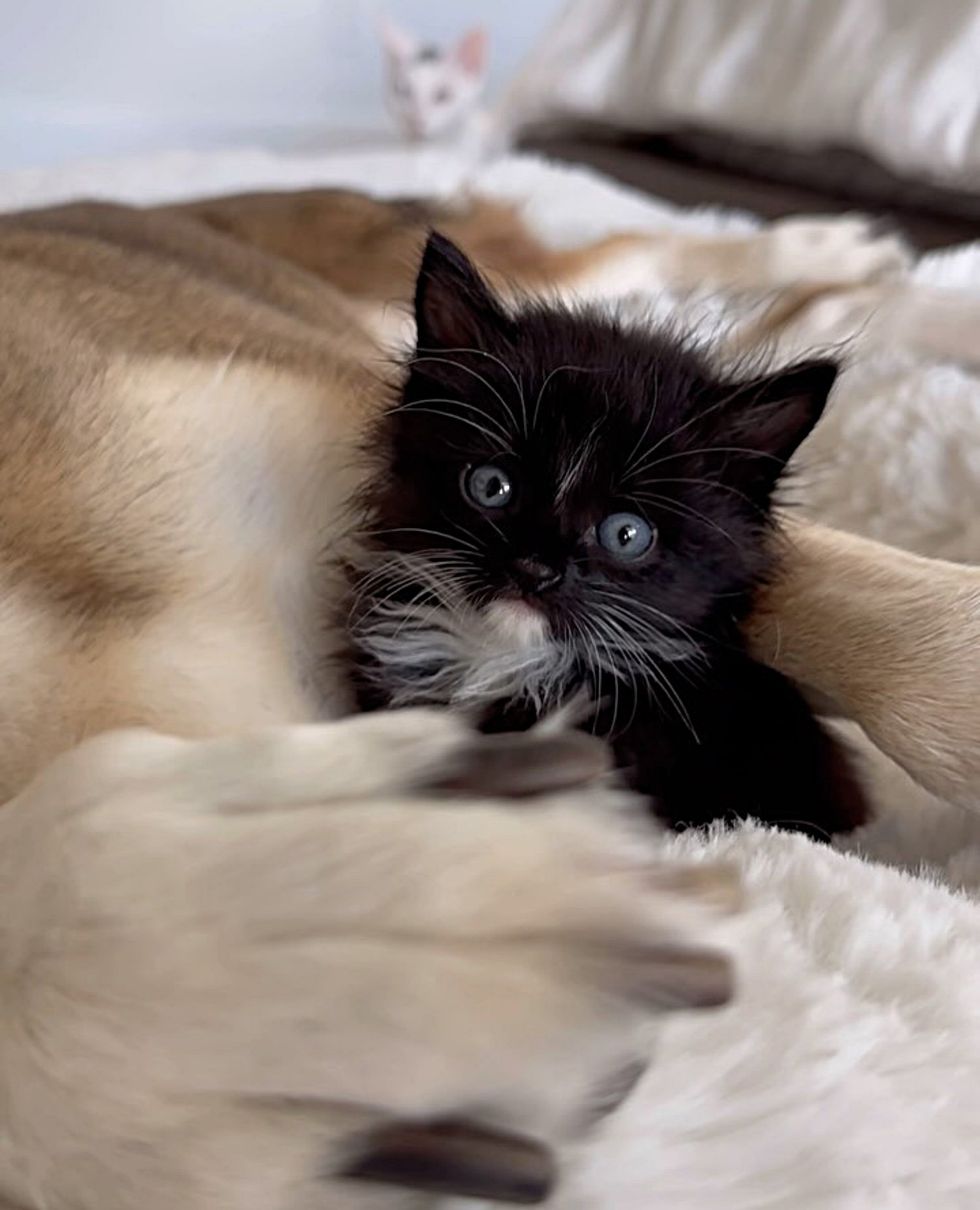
(630, 445, 784, 476)
(590, 588, 715, 652)
(647, 476, 768, 518)
(583, 585, 716, 672)
(390, 404, 512, 452)
(398, 395, 512, 443)
(419, 345, 527, 425)
(589, 604, 704, 688)
(629, 471, 769, 520)
(576, 617, 617, 734)
(583, 598, 699, 739)
(387, 576, 482, 641)
(352, 568, 466, 619)
(622, 369, 661, 477)
(447, 519, 486, 551)
(350, 550, 474, 613)
(349, 549, 473, 595)
(624, 373, 781, 479)
(628, 491, 741, 548)
(410, 350, 523, 439)
(410, 352, 512, 415)
(531, 364, 593, 433)
(591, 587, 702, 642)
(480, 512, 508, 544)
(585, 615, 630, 736)
(596, 612, 698, 740)
(621, 659, 641, 736)
(367, 526, 480, 552)
(604, 632, 621, 736)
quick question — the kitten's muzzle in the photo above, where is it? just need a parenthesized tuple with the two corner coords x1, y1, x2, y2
(512, 556, 564, 595)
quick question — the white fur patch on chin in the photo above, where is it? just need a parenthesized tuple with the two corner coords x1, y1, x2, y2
(484, 599, 549, 649)
(354, 590, 573, 712)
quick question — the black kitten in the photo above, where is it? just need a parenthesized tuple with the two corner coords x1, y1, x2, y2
(345, 232, 869, 837)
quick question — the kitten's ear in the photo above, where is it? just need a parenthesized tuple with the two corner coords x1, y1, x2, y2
(712, 359, 837, 496)
(453, 27, 489, 78)
(414, 231, 509, 350)
(378, 15, 417, 62)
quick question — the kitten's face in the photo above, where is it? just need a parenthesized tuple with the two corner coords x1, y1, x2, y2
(350, 234, 836, 716)
(380, 20, 487, 141)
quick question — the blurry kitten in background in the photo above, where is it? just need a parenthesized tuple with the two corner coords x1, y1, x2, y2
(345, 233, 870, 840)
(379, 16, 489, 143)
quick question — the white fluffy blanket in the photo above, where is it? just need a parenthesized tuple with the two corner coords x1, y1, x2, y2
(4, 148, 979, 1209)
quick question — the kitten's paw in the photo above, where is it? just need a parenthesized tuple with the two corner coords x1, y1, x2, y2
(763, 216, 911, 287)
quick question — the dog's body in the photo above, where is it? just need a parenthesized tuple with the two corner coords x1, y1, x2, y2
(0, 189, 976, 1210)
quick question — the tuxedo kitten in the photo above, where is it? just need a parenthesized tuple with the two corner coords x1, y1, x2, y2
(346, 233, 869, 837)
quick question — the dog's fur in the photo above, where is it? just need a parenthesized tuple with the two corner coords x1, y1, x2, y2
(0, 189, 976, 1209)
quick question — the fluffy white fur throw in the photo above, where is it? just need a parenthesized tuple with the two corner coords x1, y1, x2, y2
(3, 147, 978, 1209)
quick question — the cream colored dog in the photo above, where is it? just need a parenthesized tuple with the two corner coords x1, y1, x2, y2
(0, 191, 976, 1210)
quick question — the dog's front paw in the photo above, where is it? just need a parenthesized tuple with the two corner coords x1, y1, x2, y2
(0, 718, 735, 1210)
(155, 707, 611, 808)
(764, 216, 911, 287)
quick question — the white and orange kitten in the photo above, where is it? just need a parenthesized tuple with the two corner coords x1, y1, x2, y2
(379, 15, 489, 142)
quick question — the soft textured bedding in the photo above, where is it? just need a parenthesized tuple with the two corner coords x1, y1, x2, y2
(4, 146, 979, 1209)
(500, 0, 980, 191)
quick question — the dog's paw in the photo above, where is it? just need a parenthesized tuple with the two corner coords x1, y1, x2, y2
(0, 719, 736, 1210)
(763, 216, 911, 287)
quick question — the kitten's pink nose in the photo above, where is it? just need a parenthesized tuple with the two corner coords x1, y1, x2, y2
(513, 556, 564, 595)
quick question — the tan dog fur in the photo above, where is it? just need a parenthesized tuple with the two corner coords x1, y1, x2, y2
(749, 521, 980, 809)
(0, 190, 975, 1210)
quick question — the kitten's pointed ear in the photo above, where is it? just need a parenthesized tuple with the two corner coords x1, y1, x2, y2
(378, 15, 417, 62)
(414, 231, 509, 350)
(454, 27, 489, 78)
(713, 359, 837, 497)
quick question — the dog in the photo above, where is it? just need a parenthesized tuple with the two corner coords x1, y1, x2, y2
(0, 189, 975, 1209)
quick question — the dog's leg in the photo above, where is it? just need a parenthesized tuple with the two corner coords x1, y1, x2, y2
(472, 215, 911, 305)
(728, 277, 980, 370)
(657, 216, 910, 293)
(159, 189, 684, 304)
(885, 283, 980, 369)
(745, 520, 980, 809)
(534, 217, 909, 310)
(159, 190, 910, 311)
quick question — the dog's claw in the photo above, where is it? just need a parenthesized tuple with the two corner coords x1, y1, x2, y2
(432, 731, 612, 798)
(339, 1119, 556, 1204)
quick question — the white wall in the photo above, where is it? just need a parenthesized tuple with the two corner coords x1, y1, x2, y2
(0, 0, 564, 169)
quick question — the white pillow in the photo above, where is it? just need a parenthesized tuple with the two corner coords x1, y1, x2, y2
(502, 0, 980, 189)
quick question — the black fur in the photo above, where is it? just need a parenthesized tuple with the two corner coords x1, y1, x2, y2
(344, 232, 869, 837)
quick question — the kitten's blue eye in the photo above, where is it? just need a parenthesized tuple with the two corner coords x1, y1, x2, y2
(597, 512, 656, 561)
(464, 464, 513, 509)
